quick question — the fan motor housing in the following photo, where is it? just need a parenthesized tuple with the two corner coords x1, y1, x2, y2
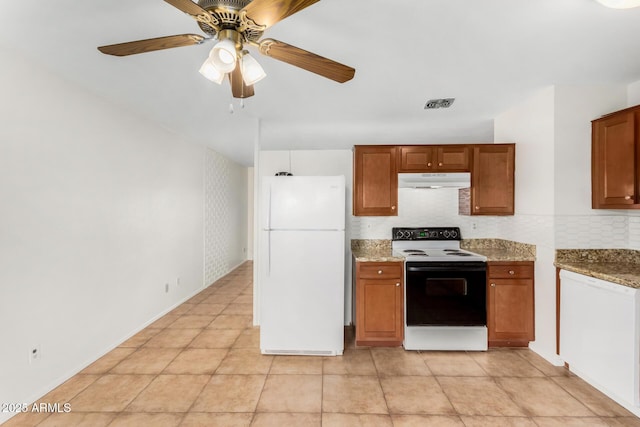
(197, 0, 251, 10)
(196, 0, 263, 41)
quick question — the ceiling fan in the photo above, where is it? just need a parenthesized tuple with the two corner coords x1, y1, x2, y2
(98, 0, 356, 99)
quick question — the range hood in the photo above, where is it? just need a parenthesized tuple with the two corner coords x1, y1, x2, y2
(398, 172, 471, 189)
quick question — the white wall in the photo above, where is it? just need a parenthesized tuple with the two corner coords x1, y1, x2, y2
(629, 79, 640, 106)
(554, 86, 627, 216)
(0, 48, 247, 424)
(494, 86, 557, 362)
(247, 167, 254, 260)
(204, 149, 249, 285)
(493, 84, 629, 364)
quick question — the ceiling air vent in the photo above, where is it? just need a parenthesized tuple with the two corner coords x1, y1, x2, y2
(424, 98, 455, 109)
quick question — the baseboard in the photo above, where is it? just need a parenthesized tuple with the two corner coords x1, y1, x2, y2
(528, 341, 565, 366)
(1, 263, 249, 425)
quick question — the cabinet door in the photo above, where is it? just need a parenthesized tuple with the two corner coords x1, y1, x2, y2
(355, 262, 403, 346)
(398, 146, 470, 172)
(488, 277, 534, 346)
(353, 146, 398, 216)
(471, 144, 515, 215)
(436, 146, 470, 171)
(398, 146, 436, 172)
(592, 112, 637, 208)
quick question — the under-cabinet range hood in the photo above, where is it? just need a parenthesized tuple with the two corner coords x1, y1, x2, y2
(398, 172, 471, 189)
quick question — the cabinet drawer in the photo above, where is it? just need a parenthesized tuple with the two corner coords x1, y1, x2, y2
(488, 264, 533, 279)
(358, 263, 403, 279)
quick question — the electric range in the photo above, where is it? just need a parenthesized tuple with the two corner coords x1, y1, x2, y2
(392, 227, 488, 351)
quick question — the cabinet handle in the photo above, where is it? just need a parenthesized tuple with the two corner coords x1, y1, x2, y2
(508, 270, 515, 275)
(396, 283, 400, 287)
(427, 162, 432, 167)
(391, 206, 396, 211)
(438, 162, 443, 166)
(378, 270, 383, 274)
(475, 206, 480, 210)
(490, 283, 496, 287)
(625, 195, 633, 200)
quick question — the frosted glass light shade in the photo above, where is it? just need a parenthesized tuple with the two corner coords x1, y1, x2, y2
(595, 0, 640, 8)
(199, 57, 224, 84)
(211, 39, 237, 73)
(241, 53, 267, 85)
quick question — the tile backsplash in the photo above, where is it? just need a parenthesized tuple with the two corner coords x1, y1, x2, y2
(350, 187, 635, 249)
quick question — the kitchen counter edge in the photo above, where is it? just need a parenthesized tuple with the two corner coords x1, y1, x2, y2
(351, 238, 536, 263)
(555, 261, 640, 289)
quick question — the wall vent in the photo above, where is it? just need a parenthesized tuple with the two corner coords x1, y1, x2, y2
(424, 98, 455, 109)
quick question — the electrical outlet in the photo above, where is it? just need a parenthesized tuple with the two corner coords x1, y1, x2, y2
(29, 346, 41, 364)
(165, 283, 169, 293)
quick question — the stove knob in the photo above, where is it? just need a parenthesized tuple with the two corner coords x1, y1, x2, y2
(450, 230, 458, 239)
(443, 230, 450, 238)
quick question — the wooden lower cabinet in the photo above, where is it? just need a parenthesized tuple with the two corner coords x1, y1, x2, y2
(354, 261, 404, 346)
(487, 261, 535, 347)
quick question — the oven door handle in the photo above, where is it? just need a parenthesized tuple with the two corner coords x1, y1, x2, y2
(406, 265, 487, 273)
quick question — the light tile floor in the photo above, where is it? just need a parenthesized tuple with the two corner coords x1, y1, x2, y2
(4, 261, 640, 426)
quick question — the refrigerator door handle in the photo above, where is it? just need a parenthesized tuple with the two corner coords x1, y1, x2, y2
(267, 185, 272, 230)
(267, 184, 272, 276)
(267, 230, 271, 277)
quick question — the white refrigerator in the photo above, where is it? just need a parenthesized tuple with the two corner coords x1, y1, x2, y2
(259, 175, 345, 356)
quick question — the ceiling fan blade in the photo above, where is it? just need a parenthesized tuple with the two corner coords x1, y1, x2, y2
(98, 34, 205, 56)
(241, 0, 320, 29)
(229, 61, 255, 98)
(258, 39, 355, 83)
(164, 0, 219, 30)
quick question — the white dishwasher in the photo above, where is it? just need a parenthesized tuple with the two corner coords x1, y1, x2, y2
(560, 269, 640, 410)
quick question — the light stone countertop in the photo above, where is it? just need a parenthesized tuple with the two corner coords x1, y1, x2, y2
(351, 240, 404, 262)
(555, 249, 640, 289)
(351, 238, 536, 263)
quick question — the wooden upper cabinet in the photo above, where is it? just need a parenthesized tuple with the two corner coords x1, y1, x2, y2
(466, 144, 515, 215)
(398, 145, 470, 172)
(353, 146, 398, 216)
(354, 143, 515, 217)
(592, 105, 640, 209)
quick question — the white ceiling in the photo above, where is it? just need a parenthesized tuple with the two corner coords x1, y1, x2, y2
(1, 0, 640, 165)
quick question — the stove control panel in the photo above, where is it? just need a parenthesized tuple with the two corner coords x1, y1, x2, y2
(392, 227, 461, 241)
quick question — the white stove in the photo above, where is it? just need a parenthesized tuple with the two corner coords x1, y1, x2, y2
(392, 227, 486, 262)
(393, 243, 487, 263)
(393, 227, 488, 351)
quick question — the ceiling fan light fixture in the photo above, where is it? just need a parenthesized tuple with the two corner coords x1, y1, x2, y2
(595, 0, 640, 8)
(241, 52, 266, 85)
(211, 30, 241, 73)
(211, 39, 237, 73)
(199, 57, 225, 84)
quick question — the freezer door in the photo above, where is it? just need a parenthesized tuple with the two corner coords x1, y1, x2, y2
(262, 176, 345, 231)
(260, 229, 345, 355)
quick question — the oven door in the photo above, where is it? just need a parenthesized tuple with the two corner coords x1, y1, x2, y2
(405, 262, 487, 327)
